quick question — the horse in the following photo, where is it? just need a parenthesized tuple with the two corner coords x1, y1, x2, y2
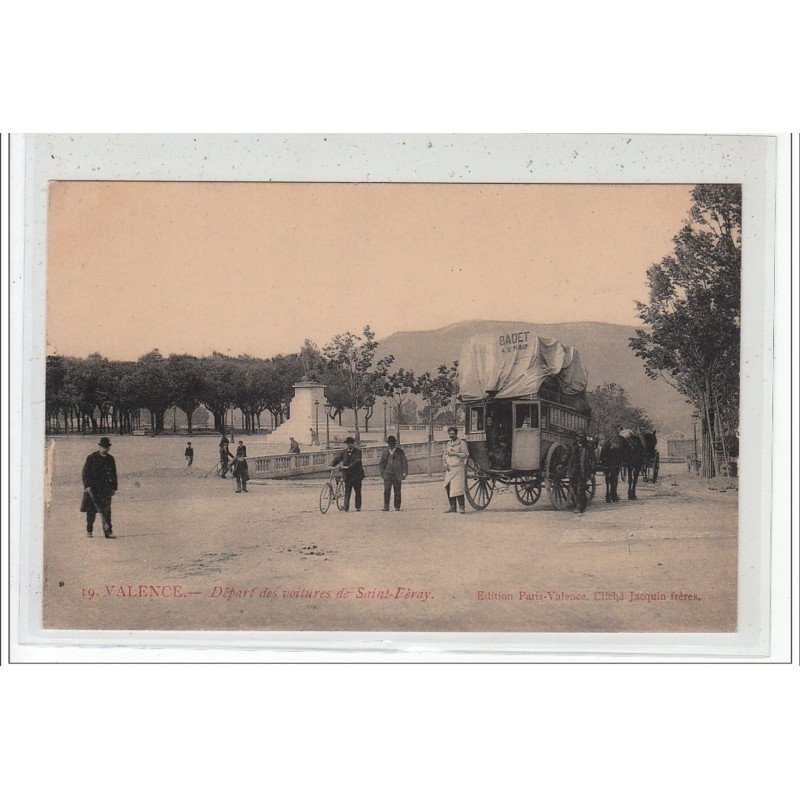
(599, 431, 657, 502)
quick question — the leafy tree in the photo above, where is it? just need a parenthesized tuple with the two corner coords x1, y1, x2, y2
(586, 383, 654, 441)
(629, 184, 740, 475)
(50, 355, 87, 432)
(264, 354, 305, 426)
(319, 362, 351, 425)
(322, 326, 394, 442)
(438, 362, 462, 427)
(61, 353, 114, 433)
(199, 353, 238, 433)
(45, 356, 68, 432)
(168, 354, 207, 435)
(137, 350, 173, 433)
(416, 363, 459, 438)
(231, 355, 285, 433)
(416, 363, 460, 476)
(379, 368, 418, 442)
(113, 361, 146, 434)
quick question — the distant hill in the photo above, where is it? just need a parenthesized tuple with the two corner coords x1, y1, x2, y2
(376, 320, 693, 436)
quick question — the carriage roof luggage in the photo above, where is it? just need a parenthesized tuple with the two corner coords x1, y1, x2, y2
(458, 331, 590, 412)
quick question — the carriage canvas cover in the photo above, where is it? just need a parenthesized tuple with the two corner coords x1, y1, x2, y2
(458, 331, 588, 399)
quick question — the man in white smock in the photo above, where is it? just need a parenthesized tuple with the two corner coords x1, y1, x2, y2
(442, 426, 469, 513)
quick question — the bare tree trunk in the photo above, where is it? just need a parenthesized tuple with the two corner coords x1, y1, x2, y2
(703, 380, 718, 478)
(395, 400, 403, 443)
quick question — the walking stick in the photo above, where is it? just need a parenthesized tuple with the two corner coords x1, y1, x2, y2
(86, 487, 110, 532)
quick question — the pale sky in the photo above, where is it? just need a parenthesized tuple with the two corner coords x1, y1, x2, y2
(47, 182, 693, 360)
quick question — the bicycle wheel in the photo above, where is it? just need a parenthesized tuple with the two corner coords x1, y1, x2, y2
(319, 482, 333, 514)
(334, 480, 346, 511)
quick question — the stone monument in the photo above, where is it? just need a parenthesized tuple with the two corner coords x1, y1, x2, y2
(268, 381, 349, 448)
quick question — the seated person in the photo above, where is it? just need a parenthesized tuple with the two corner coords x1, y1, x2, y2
(487, 433, 512, 470)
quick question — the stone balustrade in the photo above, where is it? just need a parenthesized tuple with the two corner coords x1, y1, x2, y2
(248, 440, 446, 480)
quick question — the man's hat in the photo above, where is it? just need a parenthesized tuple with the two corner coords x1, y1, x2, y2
(345, 436, 355, 444)
(447, 426, 458, 434)
(387, 435, 396, 444)
(99, 437, 112, 448)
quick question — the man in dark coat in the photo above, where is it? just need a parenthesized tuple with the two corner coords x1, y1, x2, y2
(331, 436, 364, 512)
(379, 435, 408, 511)
(232, 455, 249, 493)
(219, 437, 233, 478)
(567, 432, 593, 514)
(185, 442, 194, 466)
(80, 436, 118, 538)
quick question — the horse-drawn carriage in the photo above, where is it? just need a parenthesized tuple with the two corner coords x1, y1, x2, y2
(458, 331, 595, 511)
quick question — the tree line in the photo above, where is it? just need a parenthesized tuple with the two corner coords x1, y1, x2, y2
(45, 326, 461, 442)
(630, 184, 741, 475)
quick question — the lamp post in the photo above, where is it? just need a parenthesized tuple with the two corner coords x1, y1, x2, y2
(325, 404, 331, 450)
(172, 406, 176, 433)
(383, 399, 388, 442)
(691, 413, 699, 475)
(314, 400, 319, 446)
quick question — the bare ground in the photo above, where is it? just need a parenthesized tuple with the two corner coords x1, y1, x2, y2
(42, 436, 737, 632)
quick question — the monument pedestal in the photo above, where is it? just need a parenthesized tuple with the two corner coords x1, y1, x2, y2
(268, 381, 349, 448)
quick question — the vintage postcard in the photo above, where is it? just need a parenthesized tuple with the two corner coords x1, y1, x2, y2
(12, 134, 782, 657)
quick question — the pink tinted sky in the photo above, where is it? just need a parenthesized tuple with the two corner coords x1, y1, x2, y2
(47, 182, 693, 360)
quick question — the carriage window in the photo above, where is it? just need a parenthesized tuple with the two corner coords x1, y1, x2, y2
(515, 404, 538, 429)
(469, 407, 485, 432)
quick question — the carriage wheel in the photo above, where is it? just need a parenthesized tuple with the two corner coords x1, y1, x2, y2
(465, 458, 494, 510)
(545, 443, 572, 510)
(652, 452, 660, 483)
(514, 476, 541, 506)
(319, 482, 332, 514)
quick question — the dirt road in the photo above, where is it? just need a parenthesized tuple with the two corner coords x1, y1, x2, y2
(42, 437, 737, 632)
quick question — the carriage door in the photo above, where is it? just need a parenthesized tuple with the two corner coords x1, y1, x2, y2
(511, 401, 540, 470)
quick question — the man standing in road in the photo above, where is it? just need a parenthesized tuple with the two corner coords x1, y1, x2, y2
(331, 436, 364, 512)
(219, 436, 233, 478)
(568, 431, 592, 514)
(232, 454, 249, 493)
(236, 440, 247, 458)
(80, 436, 118, 538)
(379, 435, 408, 511)
(442, 426, 469, 513)
(185, 441, 194, 466)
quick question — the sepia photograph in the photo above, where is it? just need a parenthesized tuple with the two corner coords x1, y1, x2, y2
(33, 140, 755, 637)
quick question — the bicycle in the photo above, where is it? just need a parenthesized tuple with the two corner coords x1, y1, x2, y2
(319, 468, 346, 514)
(204, 461, 228, 478)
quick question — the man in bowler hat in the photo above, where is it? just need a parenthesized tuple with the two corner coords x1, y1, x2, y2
(379, 435, 408, 511)
(330, 436, 364, 511)
(80, 436, 118, 538)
